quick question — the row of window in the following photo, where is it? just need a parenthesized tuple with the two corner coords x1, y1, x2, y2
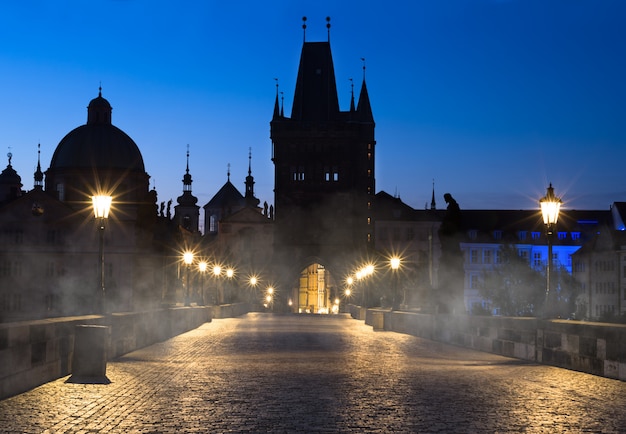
(595, 282, 617, 294)
(1, 229, 65, 245)
(290, 166, 339, 182)
(468, 230, 581, 241)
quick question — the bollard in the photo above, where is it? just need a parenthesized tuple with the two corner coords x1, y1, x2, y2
(71, 325, 110, 379)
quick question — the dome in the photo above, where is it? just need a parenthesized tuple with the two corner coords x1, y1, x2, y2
(48, 90, 145, 172)
(49, 123, 145, 172)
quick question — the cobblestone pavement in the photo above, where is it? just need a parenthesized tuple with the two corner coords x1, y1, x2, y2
(1, 313, 626, 433)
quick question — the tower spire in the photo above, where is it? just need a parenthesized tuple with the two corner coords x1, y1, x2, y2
(273, 78, 280, 119)
(34, 143, 44, 190)
(430, 179, 436, 210)
(245, 147, 259, 209)
(326, 16, 331, 42)
(349, 78, 355, 112)
(227, 163, 231, 182)
(302, 16, 307, 42)
(183, 144, 192, 193)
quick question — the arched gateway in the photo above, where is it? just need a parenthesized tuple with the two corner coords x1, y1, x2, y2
(294, 261, 339, 314)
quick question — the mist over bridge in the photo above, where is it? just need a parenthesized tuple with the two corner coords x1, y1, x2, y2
(1, 313, 624, 433)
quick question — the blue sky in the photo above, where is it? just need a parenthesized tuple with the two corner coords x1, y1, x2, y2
(1, 0, 625, 216)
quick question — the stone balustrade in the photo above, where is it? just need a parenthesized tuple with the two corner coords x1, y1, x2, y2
(351, 305, 626, 381)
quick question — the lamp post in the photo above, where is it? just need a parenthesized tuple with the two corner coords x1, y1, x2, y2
(183, 251, 194, 306)
(198, 260, 207, 305)
(390, 256, 401, 311)
(212, 265, 221, 305)
(540, 183, 562, 318)
(92, 195, 112, 314)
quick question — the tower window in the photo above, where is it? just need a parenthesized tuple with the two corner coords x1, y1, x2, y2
(291, 166, 305, 181)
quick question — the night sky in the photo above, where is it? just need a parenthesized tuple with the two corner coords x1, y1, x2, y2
(1, 0, 624, 224)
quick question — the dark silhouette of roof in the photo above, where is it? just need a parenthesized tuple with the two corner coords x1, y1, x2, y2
(203, 180, 245, 211)
(49, 91, 145, 172)
(291, 42, 340, 123)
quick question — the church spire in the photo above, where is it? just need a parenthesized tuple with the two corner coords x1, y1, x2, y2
(34, 143, 44, 190)
(356, 58, 374, 122)
(245, 148, 260, 208)
(273, 78, 280, 119)
(430, 179, 436, 210)
(182, 144, 192, 193)
(349, 78, 355, 112)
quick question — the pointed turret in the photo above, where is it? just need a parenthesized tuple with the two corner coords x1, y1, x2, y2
(356, 78, 374, 123)
(34, 144, 44, 190)
(245, 148, 260, 209)
(273, 79, 281, 120)
(174, 146, 199, 232)
(430, 180, 436, 210)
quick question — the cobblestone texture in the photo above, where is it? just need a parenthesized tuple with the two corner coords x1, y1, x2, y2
(1, 313, 625, 433)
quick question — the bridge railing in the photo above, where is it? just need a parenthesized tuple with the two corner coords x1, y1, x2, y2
(0, 303, 251, 400)
(349, 305, 626, 381)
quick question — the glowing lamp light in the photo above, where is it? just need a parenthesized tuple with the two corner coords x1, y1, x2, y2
(345, 288, 351, 297)
(183, 251, 194, 266)
(267, 286, 274, 295)
(198, 261, 208, 273)
(390, 256, 401, 270)
(213, 265, 221, 277)
(250, 276, 258, 286)
(92, 195, 112, 219)
(226, 268, 234, 278)
(346, 276, 354, 286)
(540, 183, 562, 226)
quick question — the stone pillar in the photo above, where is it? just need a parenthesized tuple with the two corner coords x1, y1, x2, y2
(72, 325, 110, 378)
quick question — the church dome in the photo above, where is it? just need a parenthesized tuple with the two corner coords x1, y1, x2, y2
(48, 90, 145, 172)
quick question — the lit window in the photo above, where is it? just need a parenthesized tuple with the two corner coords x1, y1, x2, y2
(558, 232, 567, 240)
(572, 232, 581, 240)
(532, 232, 541, 240)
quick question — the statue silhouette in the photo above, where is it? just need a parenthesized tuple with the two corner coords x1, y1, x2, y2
(437, 193, 464, 314)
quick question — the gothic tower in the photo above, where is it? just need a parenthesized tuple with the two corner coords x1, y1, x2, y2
(270, 18, 375, 292)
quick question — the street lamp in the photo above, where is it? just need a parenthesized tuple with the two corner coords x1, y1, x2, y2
(540, 183, 562, 317)
(212, 264, 222, 305)
(198, 260, 208, 305)
(92, 194, 112, 314)
(183, 251, 194, 306)
(390, 256, 401, 310)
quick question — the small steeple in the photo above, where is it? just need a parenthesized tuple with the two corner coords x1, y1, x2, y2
(245, 148, 260, 209)
(174, 146, 199, 232)
(430, 179, 436, 210)
(349, 78, 355, 112)
(302, 16, 307, 42)
(34, 143, 44, 190)
(357, 58, 374, 122)
(326, 16, 331, 42)
(182, 144, 192, 193)
(227, 163, 231, 182)
(273, 78, 281, 119)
